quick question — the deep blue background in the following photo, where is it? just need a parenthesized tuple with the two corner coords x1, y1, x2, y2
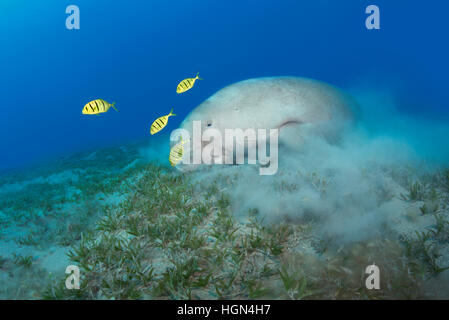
(0, 0, 448, 170)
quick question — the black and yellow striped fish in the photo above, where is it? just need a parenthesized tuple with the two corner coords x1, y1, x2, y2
(150, 108, 176, 135)
(169, 138, 187, 167)
(82, 99, 117, 115)
(176, 73, 202, 94)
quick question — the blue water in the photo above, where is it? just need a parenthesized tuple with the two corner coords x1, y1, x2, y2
(1, 0, 448, 170)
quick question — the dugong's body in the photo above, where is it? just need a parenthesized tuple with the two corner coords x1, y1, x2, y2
(178, 77, 357, 169)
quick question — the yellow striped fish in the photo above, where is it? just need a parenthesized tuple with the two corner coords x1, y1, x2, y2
(176, 73, 202, 94)
(169, 138, 187, 167)
(82, 99, 117, 115)
(150, 108, 176, 135)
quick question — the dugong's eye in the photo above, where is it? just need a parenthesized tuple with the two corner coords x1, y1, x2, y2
(206, 121, 212, 127)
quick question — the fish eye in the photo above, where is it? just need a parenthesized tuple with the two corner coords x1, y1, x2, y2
(206, 121, 212, 127)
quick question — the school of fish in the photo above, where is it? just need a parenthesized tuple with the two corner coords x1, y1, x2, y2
(82, 73, 202, 166)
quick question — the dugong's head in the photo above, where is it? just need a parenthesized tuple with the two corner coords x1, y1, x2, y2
(175, 77, 357, 172)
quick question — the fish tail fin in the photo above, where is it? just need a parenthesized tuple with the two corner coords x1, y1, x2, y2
(111, 102, 118, 112)
(196, 72, 203, 80)
(169, 108, 176, 117)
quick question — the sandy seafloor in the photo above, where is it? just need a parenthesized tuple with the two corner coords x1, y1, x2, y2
(0, 144, 136, 298)
(0, 135, 449, 299)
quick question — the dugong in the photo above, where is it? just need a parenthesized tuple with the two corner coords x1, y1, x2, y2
(176, 76, 357, 172)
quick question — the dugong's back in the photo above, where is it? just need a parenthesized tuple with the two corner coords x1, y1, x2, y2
(181, 77, 356, 134)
